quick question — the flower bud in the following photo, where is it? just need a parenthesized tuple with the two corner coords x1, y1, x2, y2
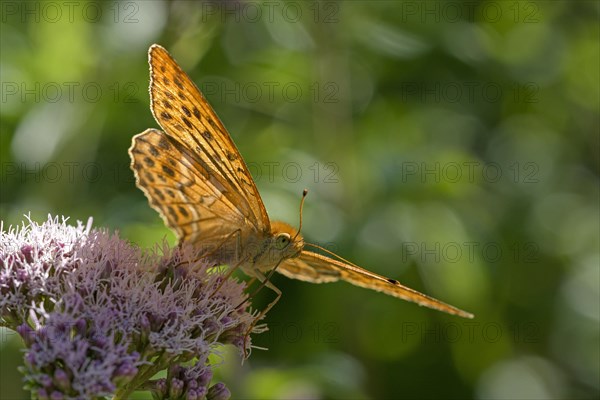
(53, 369, 70, 391)
(169, 378, 184, 398)
(207, 383, 231, 400)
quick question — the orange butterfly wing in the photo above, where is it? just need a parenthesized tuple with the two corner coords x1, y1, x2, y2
(129, 44, 269, 246)
(279, 250, 474, 318)
(130, 128, 252, 245)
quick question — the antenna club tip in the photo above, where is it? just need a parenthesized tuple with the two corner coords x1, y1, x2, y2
(302, 189, 308, 197)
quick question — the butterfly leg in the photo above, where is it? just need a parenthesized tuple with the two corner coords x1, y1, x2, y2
(209, 256, 254, 301)
(239, 261, 282, 306)
(242, 271, 282, 358)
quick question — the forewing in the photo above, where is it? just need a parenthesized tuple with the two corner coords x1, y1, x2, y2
(279, 250, 474, 318)
(130, 128, 249, 245)
(147, 44, 269, 233)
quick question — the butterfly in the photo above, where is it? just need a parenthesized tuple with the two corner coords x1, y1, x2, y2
(129, 44, 474, 331)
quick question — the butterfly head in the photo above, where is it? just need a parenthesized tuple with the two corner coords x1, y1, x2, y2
(268, 189, 308, 260)
(270, 221, 304, 259)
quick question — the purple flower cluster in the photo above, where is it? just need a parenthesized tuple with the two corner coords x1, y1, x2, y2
(1, 216, 260, 399)
(18, 310, 140, 399)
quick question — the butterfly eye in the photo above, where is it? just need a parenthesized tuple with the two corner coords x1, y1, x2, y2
(275, 234, 291, 250)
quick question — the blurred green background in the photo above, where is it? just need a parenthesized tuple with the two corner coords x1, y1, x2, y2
(1, 1, 598, 399)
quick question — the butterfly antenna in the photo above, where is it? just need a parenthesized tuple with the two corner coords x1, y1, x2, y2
(293, 189, 308, 241)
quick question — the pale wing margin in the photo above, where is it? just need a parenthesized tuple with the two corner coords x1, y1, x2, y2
(279, 250, 474, 319)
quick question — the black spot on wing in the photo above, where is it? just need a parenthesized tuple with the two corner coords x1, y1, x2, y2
(162, 165, 175, 177)
(143, 157, 155, 167)
(158, 137, 171, 150)
(153, 188, 165, 201)
(143, 171, 155, 183)
(208, 118, 218, 129)
(167, 206, 178, 222)
(174, 75, 184, 90)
